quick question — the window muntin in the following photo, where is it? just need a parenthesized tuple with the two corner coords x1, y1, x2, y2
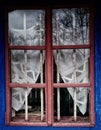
(6, 7, 95, 126)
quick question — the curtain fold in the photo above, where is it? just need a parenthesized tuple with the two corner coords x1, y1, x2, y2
(53, 49, 89, 115)
(11, 48, 41, 111)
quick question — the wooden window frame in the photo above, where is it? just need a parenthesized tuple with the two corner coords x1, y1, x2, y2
(5, 5, 95, 127)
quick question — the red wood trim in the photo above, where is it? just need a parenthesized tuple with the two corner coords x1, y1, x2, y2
(9, 121, 94, 127)
(9, 46, 45, 50)
(6, 89, 11, 125)
(9, 45, 90, 50)
(89, 7, 95, 125)
(5, 9, 11, 125)
(9, 83, 46, 88)
(45, 8, 53, 126)
(9, 121, 47, 126)
(53, 122, 94, 127)
(53, 83, 90, 88)
(52, 45, 90, 49)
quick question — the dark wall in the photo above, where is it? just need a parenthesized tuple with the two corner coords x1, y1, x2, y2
(0, 0, 96, 7)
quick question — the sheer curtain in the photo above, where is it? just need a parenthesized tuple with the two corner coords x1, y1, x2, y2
(11, 49, 41, 111)
(53, 8, 89, 115)
(53, 49, 90, 114)
(9, 10, 45, 112)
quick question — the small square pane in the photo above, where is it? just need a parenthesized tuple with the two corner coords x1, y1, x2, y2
(53, 49, 90, 83)
(54, 87, 90, 123)
(11, 88, 46, 122)
(9, 10, 45, 46)
(10, 50, 45, 83)
(52, 8, 89, 45)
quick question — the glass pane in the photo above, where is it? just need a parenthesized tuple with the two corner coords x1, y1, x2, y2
(52, 8, 89, 45)
(53, 49, 90, 83)
(9, 10, 45, 46)
(11, 88, 46, 122)
(10, 50, 45, 83)
(54, 87, 90, 123)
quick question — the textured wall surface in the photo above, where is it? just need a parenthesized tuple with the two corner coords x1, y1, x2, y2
(0, 5, 101, 130)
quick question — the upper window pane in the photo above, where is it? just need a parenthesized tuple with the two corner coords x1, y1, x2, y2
(52, 8, 89, 45)
(9, 10, 45, 46)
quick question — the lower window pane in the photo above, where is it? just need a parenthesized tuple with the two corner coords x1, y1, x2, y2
(54, 87, 90, 123)
(11, 88, 46, 122)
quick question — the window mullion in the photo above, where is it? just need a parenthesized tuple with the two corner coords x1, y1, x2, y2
(45, 8, 53, 126)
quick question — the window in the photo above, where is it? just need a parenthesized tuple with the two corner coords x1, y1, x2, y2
(5, 6, 95, 126)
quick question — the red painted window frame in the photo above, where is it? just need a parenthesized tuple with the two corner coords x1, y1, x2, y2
(5, 5, 95, 127)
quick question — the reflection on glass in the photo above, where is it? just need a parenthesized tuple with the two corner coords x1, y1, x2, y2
(11, 88, 46, 122)
(11, 50, 45, 83)
(54, 87, 90, 123)
(52, 8, 89, 45)
(9, 10, 45, 46)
